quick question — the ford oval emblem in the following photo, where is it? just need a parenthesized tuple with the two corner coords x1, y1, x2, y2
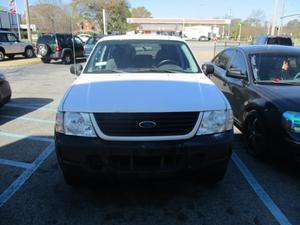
(138, 121, 157, 129)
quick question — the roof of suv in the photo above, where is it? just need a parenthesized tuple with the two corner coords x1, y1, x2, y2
(100, 35, 185, 42)
(232, 45, 300, 54)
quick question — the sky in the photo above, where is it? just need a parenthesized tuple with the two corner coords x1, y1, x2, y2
(3, 0, 300, 22)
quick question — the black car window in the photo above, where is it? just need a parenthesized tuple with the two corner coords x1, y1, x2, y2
(38, 35, 55, 45)
(7, 33, 17, 42)
(229, 51, 248, 76)
(267, 37, 292, 46)
(0, 33, 8, 42)
(214, 49, 235, 70)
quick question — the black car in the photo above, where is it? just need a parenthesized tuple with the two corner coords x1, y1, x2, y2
(0, 72, 11, 107)
(202, 46, 300, 159)
(254, 35, 293, 46)
(36, 33, 84, 64)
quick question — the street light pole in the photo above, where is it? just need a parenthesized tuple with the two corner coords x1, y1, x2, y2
(279, 0, 286, 34)
(24, 0, 32, 42)
(238, 23, 242, 41)
(271, 0, 279, 35)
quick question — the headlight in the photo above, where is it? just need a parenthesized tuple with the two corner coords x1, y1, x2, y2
(197, 110, 233, 135)
(282, 111, 300, 133)
(55, 112, 97, 137)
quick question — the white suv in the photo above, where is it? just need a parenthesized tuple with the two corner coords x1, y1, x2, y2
(55, 35, 233, 185)
(0, 31, 34, 61)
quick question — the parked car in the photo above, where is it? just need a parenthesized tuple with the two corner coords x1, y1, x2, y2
(202, 45, 300, 159)
(78, 34, 91, 43)
(0, 72, 11, 107)
(254, 35, 293, 46)
(0, 30, 35, 61)
(83, 35, 104, 58)
(36, 33, 84, 64)
(55, 35, 233, 185)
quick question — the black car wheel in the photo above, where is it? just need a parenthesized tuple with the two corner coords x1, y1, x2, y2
(62, 53, 72, 65)
(38, 44, 50, 57)
(244, 111, 268, 157)
(0, 50, 5, 61)
(41, 58, 51, 63)
(24, 47, 34, 58)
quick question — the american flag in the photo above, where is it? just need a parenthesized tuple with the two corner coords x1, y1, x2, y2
(9, 8, 16, 14)
(9, 0, 15, 7)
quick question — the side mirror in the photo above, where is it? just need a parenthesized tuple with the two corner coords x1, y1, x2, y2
(201, 64, 214, 75)
(70, 64, 83, 76)
(226, 68, 246, 79)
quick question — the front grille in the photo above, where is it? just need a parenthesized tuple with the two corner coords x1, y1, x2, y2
(93, 112, 199, 137)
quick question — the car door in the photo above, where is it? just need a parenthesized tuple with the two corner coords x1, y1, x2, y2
(74, 37, 84, 57)
(209, 49, 235, 102)
(0, 33, 11, 54)
(226, 50, 249, 124)
(7, 33, 23, 53)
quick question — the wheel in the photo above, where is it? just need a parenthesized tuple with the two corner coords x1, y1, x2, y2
(0, 50, 5, 61)
(203, 160, 229, 184)
(24, 47, 34, 58)
(56, 152, 83, 186)
(38, 44, 49, 57)
(8, 55, 14, 60)
(41, 58, 51, 63)
(244, 111, 268, 157)
(62, 53, 72, 65)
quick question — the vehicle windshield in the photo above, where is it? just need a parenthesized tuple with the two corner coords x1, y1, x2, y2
(250, 53, 300, 85)
(84, 40, 200, 73)
(267, 37, 292, 46)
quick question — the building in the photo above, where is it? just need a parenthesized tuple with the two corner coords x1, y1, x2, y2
(127, 18, 230, 38)
(0, 10, 21, 31)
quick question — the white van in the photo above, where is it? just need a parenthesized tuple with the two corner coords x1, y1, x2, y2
(55, 35, 233, 185)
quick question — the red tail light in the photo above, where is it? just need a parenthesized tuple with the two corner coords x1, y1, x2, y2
(55, 45, 62, 52)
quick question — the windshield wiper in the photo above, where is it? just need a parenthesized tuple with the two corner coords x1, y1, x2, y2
(98, 69, 124, 73)
(129, 68, 184, 73)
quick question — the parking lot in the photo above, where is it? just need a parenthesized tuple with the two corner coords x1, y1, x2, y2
(0, 42, 300, 225)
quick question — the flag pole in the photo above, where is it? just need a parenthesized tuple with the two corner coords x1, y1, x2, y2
(13, 0, 22, 40)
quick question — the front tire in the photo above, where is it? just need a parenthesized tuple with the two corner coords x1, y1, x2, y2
(24, 47, 34, 58)
(244, 111, 268, 157)
(62, 53, 72, 65)
(0, 50, 5, 61)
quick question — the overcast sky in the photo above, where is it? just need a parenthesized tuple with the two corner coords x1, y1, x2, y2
(7, 0, 300, 22)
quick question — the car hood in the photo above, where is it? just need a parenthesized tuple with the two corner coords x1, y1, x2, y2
(60, 73, 228, 113)
(255, 84, 300, 112)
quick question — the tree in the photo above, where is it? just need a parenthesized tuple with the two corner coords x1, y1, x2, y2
(27, 2, 74, 33)
(131, 6, 151, 18)
(72, 0, 130, 34)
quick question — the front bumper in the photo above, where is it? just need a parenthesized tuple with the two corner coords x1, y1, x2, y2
(55, 131, 233, 175)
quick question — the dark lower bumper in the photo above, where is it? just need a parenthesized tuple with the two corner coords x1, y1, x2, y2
(55, 131, 233, 175)
(0, 80, 11, 105)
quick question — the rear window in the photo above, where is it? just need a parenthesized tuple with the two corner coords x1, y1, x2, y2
(267, 37, 293, 46)
(37, 35, 55, 44)
(86, 36, 103, 45)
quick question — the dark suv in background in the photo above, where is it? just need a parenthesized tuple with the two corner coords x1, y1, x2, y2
(36, 33, 84, 64)
(254, 35, 293, 46)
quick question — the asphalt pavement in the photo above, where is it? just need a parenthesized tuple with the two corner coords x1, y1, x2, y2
(0, 42, 299, 225)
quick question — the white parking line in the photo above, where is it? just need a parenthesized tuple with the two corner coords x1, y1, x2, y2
(0, 114, 55, 124)
(0, 158, 32, 169)
(0, 131, 53, 143)
(232, 152, 292, 225)
(0, 142, 54, 207)
(5, 103, 57, 112)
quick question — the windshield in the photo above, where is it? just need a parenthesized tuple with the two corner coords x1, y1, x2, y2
(267, 37, 292, 46)
(250, 53, 300, 85)
(84, 40, 200, 73)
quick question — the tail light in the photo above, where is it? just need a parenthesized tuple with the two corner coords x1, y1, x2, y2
(55, 45, 62, 52)
(83, 46, 86, 52)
